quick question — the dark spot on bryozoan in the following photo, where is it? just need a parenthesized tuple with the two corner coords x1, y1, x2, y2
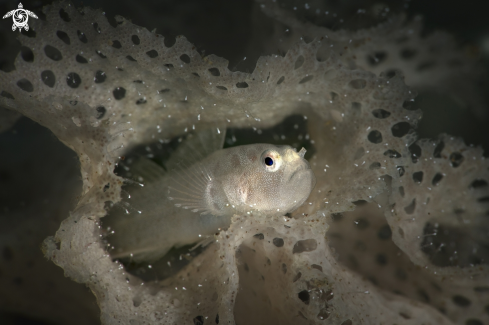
(399, 186, 405, 197)
(111, 40, 122, 49)
(368, 130, 382, 144)
(56, 31, 70, 45)
(132, 297, 141, 307)
(20, 46, 34, 62)
(384, 149, 401, 158)
(95, 50, 107, 59)
(298, 290, 310, 304)
(413, 171, 423, 184)
(404, 199, 416, 214)
(372, 109, 391, 119)
(76, 55, 88, 64)
(193, 316, 204, 325)
(66, 73, 81, 88)
(41, 70, 55, 88)
(452, 295, 471, 307)
(293, 239, 317, 253)
(385, 69, 397, 78)
(470, 179, 488, 189)
(146, 50, 158, 58)
(294, 55, 304, 69)
(59, 8, 70, 22)
(0, 91, 14, 100)
(94, 70, 106, 83)
(473, 286, 489, 293)
(391, 122, 410, 137)
(402, 99, 416, 110)
(331, 213, 343, 221)
(409, 142, 421, 163)
(92, 22, 101, 34)
(367, 51, 387, 66)
(272, 238, 284, 247)
(253, 233, 264, 240)
(432, 173, 443, 186)
(352, 200, 367, 206)
(180, 54, 190, 64)
(397, 166, 405, 177)
(449, 152, 464, 168)
(351, 102, 362, 111)
(299, 75, 314, 84)
(433, 141, 444, 158)
(44, 45, 62, 61)
(77, 30, 88, 43)
(281, 263, 287, 274)
(131, 35, 140, 45)
(96, 106, 106, 119)
(208, 68, 220, 76)
(369, 162, 381, 170)
(113, 87, 126, 100)
(17, 79, 33, 92)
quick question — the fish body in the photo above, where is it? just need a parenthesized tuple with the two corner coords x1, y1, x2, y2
(106, 130, 316, 262)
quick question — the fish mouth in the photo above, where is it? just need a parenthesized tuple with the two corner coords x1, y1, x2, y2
(288, 166, 316, 191)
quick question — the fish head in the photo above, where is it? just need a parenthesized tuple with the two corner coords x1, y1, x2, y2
(237, 144, 316, 215)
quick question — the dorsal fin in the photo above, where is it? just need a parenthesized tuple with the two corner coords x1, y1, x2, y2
(129, 157, 166, 184)
(164, 126, 226, 172)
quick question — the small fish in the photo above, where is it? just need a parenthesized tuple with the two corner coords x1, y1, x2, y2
(105, 128, 316, 262)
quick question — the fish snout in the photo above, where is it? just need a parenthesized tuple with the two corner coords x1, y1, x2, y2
(288, 168, 316, 196)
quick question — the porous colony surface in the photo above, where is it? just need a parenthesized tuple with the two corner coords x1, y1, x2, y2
(0, 1, 488, 324)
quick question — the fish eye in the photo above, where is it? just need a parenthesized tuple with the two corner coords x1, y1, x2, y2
(261, 149, 281, 172)
(265, 157, 274, 166)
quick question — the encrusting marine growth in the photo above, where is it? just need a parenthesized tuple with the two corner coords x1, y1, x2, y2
(0, 0, 488, 324)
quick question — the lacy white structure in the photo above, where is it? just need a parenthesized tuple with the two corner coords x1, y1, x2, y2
(0, 1, 487, 324)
